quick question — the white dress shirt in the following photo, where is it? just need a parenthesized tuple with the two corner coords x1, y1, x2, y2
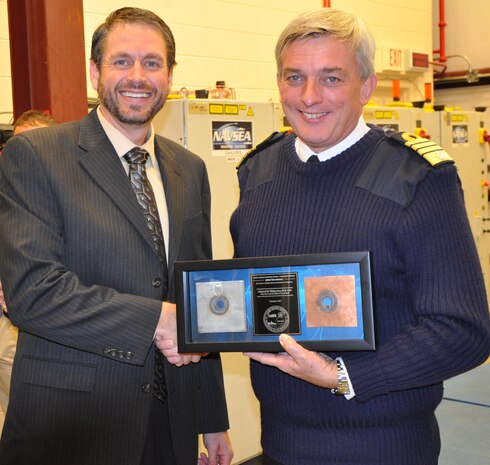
(295, 115, 371, 163)
(96, 107, 169, 262)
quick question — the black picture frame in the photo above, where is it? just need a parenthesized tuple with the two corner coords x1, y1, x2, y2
(174, 252, 375, 353)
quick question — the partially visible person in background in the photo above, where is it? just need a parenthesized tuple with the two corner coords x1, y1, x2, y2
(0, 281, 13, 438)
(12, 110, 57, 136)
(0, 109, 57, 437)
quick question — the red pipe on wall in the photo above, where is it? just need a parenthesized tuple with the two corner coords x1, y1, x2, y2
(323, 0, 331, 7)
(433, 0, 447, 62)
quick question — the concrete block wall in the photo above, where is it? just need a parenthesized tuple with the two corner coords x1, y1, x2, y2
(0, 0, 433, 125)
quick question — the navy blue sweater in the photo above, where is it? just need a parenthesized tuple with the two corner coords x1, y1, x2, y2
(230, 128, 490, 465)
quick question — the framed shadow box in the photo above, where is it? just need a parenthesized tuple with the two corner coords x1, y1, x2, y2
(174, 252, 375, 353)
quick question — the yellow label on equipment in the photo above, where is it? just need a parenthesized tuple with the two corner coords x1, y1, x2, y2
(209, 104, 224, 114)
(225, 105, 239, 115)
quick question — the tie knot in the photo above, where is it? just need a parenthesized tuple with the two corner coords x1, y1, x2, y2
(307, 154, 320, 163)
(124, 147, 149, 165)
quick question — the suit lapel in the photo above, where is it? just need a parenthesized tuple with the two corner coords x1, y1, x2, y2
(77, 109, 159, 256)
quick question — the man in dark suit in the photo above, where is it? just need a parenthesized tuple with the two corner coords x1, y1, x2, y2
(0, 7, 232, 465)
(0, 110, 57, 438)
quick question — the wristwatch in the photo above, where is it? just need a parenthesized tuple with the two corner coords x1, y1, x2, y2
(331, 358, 350, 396)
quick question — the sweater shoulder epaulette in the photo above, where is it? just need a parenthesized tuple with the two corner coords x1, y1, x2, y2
(387, 131, 454, 167)
(236, 130, 292, 170)
(356, 130, 455, 207)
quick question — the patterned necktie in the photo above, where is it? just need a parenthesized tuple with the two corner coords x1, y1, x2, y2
(123, 147, 167, 403)
(123, 147, 167, 266)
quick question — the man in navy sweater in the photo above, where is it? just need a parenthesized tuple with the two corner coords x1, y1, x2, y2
(230, 8, 490, 465)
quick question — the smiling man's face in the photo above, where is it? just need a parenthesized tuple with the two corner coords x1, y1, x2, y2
(90, 22, 173, 139)
(277, 37, 376, 153)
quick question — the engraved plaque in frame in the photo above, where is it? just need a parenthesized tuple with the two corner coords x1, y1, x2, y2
(175, 252, 375, 352)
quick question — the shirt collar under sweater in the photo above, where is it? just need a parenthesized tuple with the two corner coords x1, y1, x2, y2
(285, 125, 381, 177)
(295, 116, 370, 162)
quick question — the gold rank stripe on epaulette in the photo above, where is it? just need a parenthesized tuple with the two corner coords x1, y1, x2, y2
(236, 129, 293, 170)
(398, 132, 454, 166)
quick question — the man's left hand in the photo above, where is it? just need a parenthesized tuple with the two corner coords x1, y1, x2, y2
(244, 333, 338, 388)
(198, 431, 233, 465)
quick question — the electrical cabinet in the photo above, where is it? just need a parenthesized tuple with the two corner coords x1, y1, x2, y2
(153, 98, 284, 463)
(364, 106, 490, 299)
(154, 100, 490, 462)
(153, 99, 283, 259)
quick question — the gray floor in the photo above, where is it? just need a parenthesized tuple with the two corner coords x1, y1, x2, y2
(436, 361, 490, 465)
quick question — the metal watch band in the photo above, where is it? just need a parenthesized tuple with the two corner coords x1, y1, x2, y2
(331, 358, 350, 396)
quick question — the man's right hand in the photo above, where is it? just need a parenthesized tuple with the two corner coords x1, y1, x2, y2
(154, 302, 204, 366)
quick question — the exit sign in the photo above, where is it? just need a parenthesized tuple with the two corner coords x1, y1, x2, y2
(382, 47, 404, 72)
(390, 49, 402, 67)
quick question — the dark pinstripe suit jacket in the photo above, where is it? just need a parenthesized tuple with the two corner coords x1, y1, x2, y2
(0, 108, 229, 465)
